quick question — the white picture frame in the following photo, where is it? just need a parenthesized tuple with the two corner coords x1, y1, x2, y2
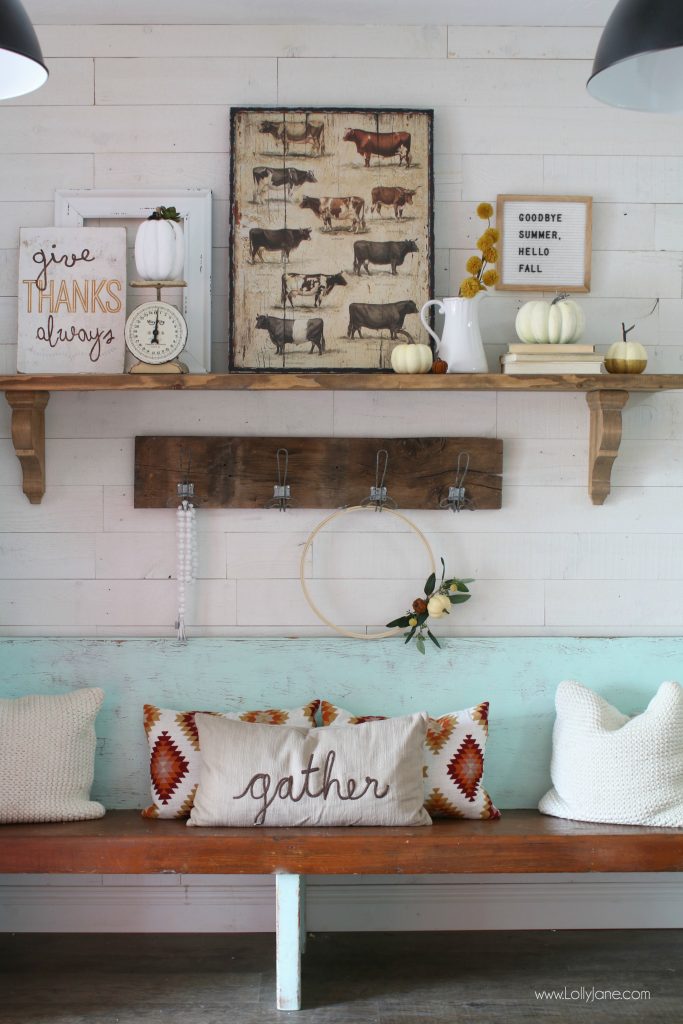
(55, 189, 212, 372)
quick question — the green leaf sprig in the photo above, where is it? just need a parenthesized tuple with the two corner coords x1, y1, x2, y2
(148, 206, 182, 222)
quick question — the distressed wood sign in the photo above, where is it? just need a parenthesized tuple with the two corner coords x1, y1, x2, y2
(17, 227, 127, 373)
(229, 107, 434, 372)
(496, 194, 592, 292)
(134, 436, 502, 510)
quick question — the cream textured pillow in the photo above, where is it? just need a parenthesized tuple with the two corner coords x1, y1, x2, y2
(142, 700, 320, 819)
(189, 712, 431, 828)
(0, 688, 105, 824)
(539, 680, 683, 827)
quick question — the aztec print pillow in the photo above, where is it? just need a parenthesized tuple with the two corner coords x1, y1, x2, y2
(321, 700, 500, 820)
(142, 700, 320, 819)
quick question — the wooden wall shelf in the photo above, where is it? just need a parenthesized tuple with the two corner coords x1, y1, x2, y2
(3, 373, 683, 505)
(0, 372, 681, 392)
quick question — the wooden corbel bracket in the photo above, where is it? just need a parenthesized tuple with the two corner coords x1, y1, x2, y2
(587, 390, 629, 505)
(6, 391, 49, 504)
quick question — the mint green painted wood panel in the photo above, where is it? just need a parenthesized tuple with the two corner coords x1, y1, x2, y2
(1, 637, 681, 809)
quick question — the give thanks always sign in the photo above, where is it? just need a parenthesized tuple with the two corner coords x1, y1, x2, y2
(17, 228, 127, 373)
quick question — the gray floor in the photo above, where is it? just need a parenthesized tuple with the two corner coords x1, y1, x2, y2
(1, 930, 680, 1023)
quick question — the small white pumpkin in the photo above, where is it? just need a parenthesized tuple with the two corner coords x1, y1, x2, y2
(427, 593, 451, 618)
(390, 341, 433, 374)
(134, 206, 185, 282)
(515, 297, 585, 345)
(604, 325, 647, 374)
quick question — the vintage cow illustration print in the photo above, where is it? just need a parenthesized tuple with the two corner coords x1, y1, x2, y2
(229, 108, 433, 371)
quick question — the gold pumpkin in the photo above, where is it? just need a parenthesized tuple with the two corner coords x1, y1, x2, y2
(604, 324, 647, 374)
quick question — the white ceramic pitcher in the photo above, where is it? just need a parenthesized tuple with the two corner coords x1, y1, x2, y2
(420, 293, 489, 373)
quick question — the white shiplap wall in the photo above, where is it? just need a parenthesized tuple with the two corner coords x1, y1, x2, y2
(1, 18, 683, 637)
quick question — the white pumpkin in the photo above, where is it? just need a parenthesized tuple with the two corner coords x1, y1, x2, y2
(604, 338, 647, 374)
(134, 210, 184, 281)
(515, 299, 585, 345)
(427, 594, 451, 618)
(390, 342, 433, 374)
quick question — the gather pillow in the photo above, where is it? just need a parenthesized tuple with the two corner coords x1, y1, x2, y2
(142, 700, 320, 818)
(0, 688, 105, 824)
(321, 700, 499, 820)
(188, 712, 431, 828)
(539, 680, 683, 827)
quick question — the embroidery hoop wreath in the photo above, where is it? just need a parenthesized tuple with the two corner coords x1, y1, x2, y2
(299, 506, 473, 651)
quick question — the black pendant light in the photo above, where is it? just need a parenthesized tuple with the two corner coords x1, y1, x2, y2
(0, 0, 48, 100)
(588, 0, 683, 111)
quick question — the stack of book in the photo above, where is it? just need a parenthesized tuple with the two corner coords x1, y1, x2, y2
(501, 343, 603, 375)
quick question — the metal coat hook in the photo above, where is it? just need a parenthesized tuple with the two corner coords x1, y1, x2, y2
(440, 451, 474, 512)
(265, 447, 294, 511)
(360, 448, 397, 511)
(177, 450, 195, 499)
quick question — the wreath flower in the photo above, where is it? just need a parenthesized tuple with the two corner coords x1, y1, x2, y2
(386, 558, 473, 654)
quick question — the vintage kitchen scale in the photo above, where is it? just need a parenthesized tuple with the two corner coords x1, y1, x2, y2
(125, 279, 189, 373)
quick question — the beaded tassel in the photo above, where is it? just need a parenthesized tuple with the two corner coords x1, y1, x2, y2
(175, 499, 196, 641)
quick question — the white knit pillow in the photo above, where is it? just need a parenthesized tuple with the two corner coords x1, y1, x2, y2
(0, 689, 105, 824)
(539, 680, 683, 827)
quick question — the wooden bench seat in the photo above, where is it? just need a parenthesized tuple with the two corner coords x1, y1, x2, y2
(2, 809, 683, 875)
(2, 810, 683, 1010)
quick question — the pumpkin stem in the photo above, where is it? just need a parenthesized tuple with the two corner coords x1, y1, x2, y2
(551, 293, 569, 305)
(394, 328, 416, 344)
(622, 321, 635, 341)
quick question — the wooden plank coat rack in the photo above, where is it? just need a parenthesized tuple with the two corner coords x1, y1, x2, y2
(134, 436, 504, 510)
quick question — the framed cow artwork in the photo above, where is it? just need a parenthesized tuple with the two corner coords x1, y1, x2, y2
(229, 107, 434, 372)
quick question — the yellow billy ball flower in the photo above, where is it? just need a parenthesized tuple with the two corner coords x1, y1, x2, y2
(482, 246, 498, 264)
(475, 233, 489, 251)
(466, 255, 483, 275)
(482, 269, 499, 286)
(409, 616, 418, 627)
(486, 227, 500, 243)
(460, 276, 481, 298)
(476, 202, 494, 220)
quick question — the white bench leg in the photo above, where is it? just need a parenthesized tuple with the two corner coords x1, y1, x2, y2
(276, 873, 306, 1011)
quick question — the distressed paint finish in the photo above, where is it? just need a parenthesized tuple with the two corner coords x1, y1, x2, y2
(275, 874, 305, 1011)
(1, 637, 682, 810)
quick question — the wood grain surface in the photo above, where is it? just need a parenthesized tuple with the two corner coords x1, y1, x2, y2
(3, 810, 683, 875)
(3, 373, 683, 392)
(587, 389, 629, 505)
(134, 435, 503, 509)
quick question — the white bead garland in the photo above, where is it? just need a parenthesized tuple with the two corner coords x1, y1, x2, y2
(175, 499, 197, 641)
